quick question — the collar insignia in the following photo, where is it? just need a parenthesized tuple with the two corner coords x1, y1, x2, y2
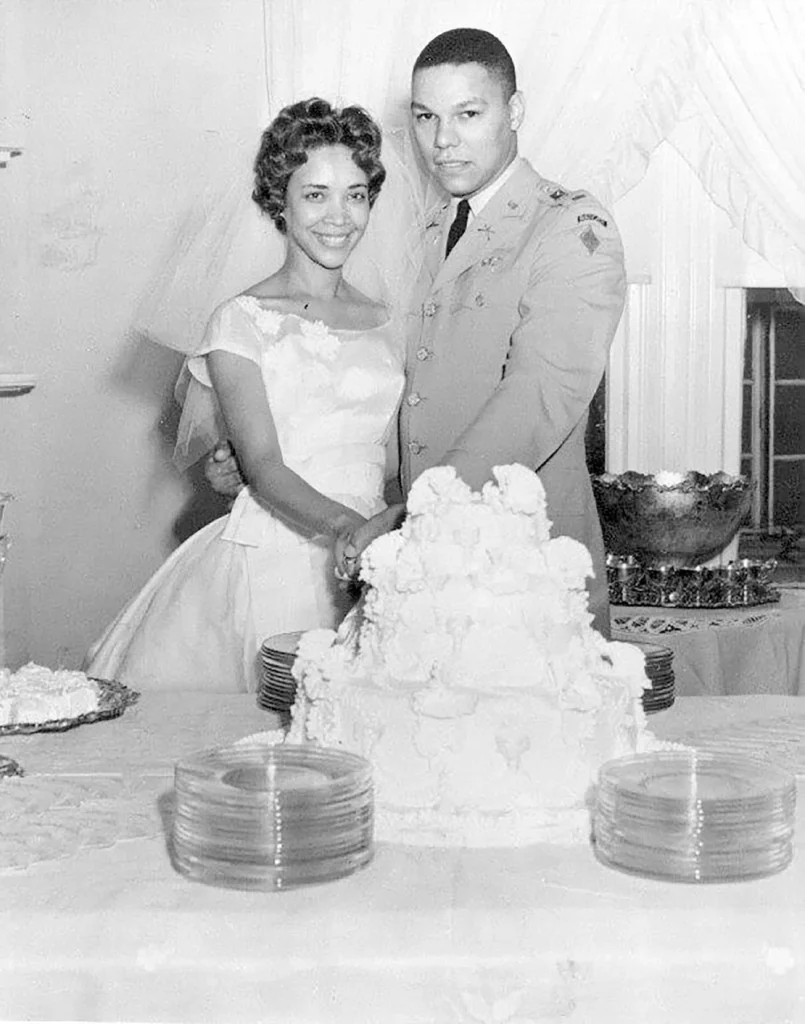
(545, 185, 568, 201)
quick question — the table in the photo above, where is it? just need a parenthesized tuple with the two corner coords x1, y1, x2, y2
(0, 693, 803, 1024)
(612, 586, 805, 697)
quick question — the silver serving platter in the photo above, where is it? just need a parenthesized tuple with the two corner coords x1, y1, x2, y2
(606, 554, 779, 608)
(0, 679, 139, 736)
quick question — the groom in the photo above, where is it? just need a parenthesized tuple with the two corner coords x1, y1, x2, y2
(211, 27, 626, 636)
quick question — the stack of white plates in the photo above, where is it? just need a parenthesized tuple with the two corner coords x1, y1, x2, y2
(257, 632, 302, 715)
(593, 750, 796, 883)
(172, 743, 374, 891)
(628, 639, 675, 714)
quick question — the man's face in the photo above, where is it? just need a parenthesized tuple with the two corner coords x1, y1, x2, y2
(410, 62, 523, 198)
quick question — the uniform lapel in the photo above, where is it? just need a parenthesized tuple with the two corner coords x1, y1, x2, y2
(431, 161, 541, 292)
(421, 201, 450, 286)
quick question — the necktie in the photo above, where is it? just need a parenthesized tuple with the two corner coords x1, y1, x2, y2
(445, 198, 471, 258)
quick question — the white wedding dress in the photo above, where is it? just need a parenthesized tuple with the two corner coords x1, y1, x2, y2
(85, 296, 405, 692)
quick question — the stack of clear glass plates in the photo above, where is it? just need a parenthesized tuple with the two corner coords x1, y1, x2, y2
(172, 743, 374, 891)
(593, 750, 796, 883)
(629, 639, 675, 714)
(257, 632, 302, 715)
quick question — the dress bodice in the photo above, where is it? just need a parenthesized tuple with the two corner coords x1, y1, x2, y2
(234, 298, 403, 466)
(188, 296, 405, 538)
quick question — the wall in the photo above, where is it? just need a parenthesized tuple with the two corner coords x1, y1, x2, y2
(1, 0, 267, 668)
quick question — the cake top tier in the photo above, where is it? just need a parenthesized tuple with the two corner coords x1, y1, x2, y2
(360, 464, 593, 598)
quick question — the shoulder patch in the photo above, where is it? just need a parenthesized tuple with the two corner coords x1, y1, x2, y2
(578, 212, 608, 228)
(579, 226, 601, 254)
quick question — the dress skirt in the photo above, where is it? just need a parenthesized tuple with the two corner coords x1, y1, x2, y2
(84, 511, 353, 693)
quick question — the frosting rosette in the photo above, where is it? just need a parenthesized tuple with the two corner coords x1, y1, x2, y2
(406, 465, 473, 516)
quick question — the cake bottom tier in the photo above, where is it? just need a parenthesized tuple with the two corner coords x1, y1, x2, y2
(296, 682, 650, 847)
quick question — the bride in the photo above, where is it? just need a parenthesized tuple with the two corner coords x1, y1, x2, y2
(84, 98, 405, 692)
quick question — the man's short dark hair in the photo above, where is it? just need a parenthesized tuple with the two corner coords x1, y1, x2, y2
(413, 28, 517, 99)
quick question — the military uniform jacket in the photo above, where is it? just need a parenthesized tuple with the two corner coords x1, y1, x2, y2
(398, 158, 626, 631)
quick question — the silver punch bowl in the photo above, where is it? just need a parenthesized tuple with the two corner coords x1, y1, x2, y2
(592, 471, 754, 567)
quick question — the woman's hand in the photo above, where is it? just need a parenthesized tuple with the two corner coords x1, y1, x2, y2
(333, 503, 405, 579)
(332, 510, 370, 584)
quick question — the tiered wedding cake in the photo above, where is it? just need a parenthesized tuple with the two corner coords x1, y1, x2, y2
(291, 465, 660, 846)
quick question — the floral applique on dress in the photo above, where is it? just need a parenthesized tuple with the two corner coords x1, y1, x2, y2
(298, 318, 341, 361)
(239, 297, 284, 337)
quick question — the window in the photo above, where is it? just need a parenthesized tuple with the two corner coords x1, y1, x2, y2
(742, 289, 805, 532)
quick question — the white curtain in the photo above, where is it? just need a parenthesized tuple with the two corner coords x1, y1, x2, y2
(260, 0, 805, 305)
(672, 0, 805, 302)
(135, 0, 805, 355)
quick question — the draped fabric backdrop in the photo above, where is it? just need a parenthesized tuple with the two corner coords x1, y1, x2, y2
(0, 0, 803, 669)
(134, 0, 805, 359)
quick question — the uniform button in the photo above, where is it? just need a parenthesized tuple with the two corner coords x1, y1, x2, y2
(406, 392, 423, 406)
(475, 293, 486, 307)
(407, 440, 427, 455)
(423, 302, 438, 318)
(416, 347, 432, 361)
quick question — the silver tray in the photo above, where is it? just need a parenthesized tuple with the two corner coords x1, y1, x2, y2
(0, 679, 140, 736)
(606, 555, 780, 609)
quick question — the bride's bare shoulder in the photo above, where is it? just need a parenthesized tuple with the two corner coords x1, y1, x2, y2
(239, 278, 293, 311)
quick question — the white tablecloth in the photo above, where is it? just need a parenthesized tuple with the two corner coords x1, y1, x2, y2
(612, 586, 805, 697)
(0, 693, 803, 1024)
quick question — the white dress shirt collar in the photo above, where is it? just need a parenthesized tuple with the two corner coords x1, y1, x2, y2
(452, 156, 523, 221)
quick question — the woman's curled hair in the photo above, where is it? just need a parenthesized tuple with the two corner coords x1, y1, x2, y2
(253, 98, 386, 232)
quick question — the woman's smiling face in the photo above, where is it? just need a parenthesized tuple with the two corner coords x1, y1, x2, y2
(283, 144, 371, 269)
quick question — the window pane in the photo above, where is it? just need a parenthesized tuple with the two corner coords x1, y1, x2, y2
(774, 309, 805, 380)
(774, 386, 805, 457)
(773, 459, 805, 528)
(743, 315, 754, 378)
(742, 383, 752, 453)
